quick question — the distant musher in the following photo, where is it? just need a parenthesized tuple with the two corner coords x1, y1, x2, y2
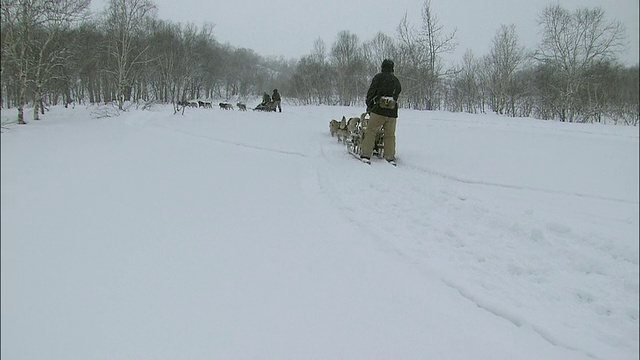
(272, 89, 282, 113)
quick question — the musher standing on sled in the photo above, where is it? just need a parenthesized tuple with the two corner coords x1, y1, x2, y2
(361, 59, 402, 165)
(272, 89, 282, 112)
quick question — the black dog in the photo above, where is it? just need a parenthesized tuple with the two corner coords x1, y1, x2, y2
(219, 102, 234, 110)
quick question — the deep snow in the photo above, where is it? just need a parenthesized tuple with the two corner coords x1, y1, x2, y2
(1, 103, 638, 359)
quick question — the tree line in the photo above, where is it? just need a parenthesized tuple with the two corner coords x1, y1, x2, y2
(2, 0, 638, 125)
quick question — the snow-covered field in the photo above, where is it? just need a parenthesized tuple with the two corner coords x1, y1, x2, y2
(2, 103, 638, 359)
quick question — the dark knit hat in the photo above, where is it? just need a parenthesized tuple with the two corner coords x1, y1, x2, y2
(381, 59, 394, 72)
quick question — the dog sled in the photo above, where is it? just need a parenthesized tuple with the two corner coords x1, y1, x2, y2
(253, 101, 277, 112)
(330, 113, 384, 160)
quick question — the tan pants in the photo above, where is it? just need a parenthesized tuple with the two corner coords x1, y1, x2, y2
(273, 100, 281, 112)
(361, 112, 396, 160)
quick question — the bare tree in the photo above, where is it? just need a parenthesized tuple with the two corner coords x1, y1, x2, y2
(289, 38, 336, 105)
(418, 0, 457, 109)
(1, 0, 88, 123)
(395, 13, 427, 109)
(330, 30, 366, 106)
(311, 37, 326, 63)
(30, 5, 88, 120)
(456, 49, 481, 113)
(363, 32, 397, 78)
(2, 0, 36, 123)
(146, 19, 182, 108)
(611, 65, 639, 126)
(178, 23, 208, 101)
(311, 38, 334, 104)
(535, 5, 626, 122)
(103, 0, 156, 110)
(68, 21, 107, 104)
(290, 55, 316, 105)
(486, 24, 526, 116)
(394, 0, 456, 110)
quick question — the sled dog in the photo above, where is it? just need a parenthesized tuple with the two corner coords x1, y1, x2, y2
(329, 119, 340, 137)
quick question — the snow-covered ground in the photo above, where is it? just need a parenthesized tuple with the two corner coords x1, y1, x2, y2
(2, 103, 638, 360)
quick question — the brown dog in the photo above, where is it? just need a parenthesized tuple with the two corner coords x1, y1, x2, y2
(329, 119, 340, 137)
(335, 116, 349, 143)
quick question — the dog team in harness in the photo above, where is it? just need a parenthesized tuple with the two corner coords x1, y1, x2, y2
(335, 59, 402, 165)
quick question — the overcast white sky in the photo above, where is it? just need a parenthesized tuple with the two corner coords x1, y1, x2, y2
(91, 0, 639, 66)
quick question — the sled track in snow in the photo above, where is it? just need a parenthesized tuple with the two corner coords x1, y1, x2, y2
(441, 279, 600, 360)
(402, 162, 637, 205)
(427, 116, 639, 141)
(157, 126, 309, 158)
(163, 124, 635, 205)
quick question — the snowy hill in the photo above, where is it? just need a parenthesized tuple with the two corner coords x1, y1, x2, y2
(1, 104, 638, 359)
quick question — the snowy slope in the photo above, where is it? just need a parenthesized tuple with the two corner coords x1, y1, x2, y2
(1, 104, 638, 359)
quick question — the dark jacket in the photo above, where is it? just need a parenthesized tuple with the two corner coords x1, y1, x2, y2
(272, 90, 281, 101)
(366, 64, 402, 118)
